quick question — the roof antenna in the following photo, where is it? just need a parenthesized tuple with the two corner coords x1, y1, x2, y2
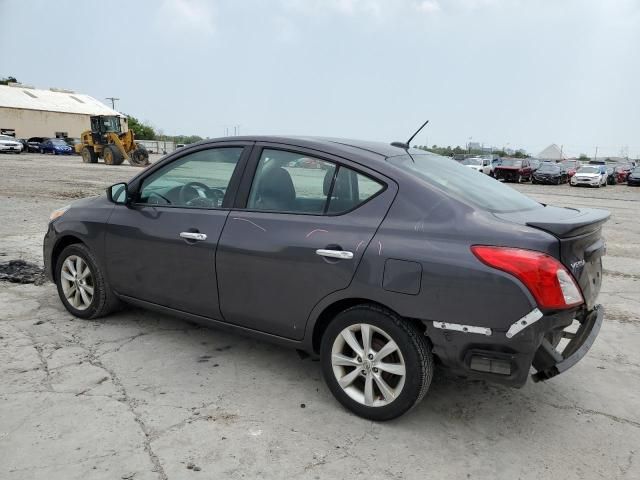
(391, 120, 429, 150)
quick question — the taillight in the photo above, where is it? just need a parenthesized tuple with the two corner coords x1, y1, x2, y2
(471, 246, 583, 310)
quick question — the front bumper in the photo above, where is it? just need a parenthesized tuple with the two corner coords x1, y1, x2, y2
(427, 305, 603, 387)
(43, 223, 55, 282)
(571, 177, 600, 186)
(533, 175, 560, 184)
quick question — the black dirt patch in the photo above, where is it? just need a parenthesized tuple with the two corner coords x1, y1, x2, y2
(0, 260, 47, 285)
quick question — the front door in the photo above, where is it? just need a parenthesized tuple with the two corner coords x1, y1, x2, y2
(105, 145, 250, 319)
(216, 146, 396, 339)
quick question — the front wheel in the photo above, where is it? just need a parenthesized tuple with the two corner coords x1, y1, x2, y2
(55, 243, 120, 319)
(320, 305, 433, 421)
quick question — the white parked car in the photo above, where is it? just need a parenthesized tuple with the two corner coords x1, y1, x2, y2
(570, 165, 607, 188)
(0, 134, 23, 153)
(462, 157, 492, 175)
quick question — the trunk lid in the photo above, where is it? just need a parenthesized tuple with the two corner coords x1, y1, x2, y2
(495, 206, 610, 309)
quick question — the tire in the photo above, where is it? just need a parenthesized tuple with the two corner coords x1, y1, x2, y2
(320, 305, 433, 421)
(516, 174, 522, 183)
(129, 147, 150, 167)
(55, 243, 120, 319)
(103, 145, 123, 166)
(81, 146, 97, 164)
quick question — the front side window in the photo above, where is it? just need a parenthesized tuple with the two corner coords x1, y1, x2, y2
(138, 147, 243, 208)
(247, 149, 384, 215)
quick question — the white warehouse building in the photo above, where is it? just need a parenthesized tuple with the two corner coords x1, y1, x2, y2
(0, 83, 126, 139)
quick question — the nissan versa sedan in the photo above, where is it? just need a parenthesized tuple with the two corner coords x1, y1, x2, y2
(44, 137, 608, 420)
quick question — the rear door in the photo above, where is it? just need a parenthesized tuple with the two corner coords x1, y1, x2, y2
(105, 143, 251, 319)
(216, 144, 397, 339)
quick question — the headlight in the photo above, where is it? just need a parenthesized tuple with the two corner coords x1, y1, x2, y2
(49, 205, 70, 222)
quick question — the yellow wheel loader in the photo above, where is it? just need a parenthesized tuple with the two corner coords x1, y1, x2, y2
(76, 115, 150, 167)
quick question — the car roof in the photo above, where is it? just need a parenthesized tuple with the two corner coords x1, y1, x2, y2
(196, 135, 425, 164)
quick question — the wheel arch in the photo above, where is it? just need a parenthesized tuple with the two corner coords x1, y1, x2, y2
(309, 297, 427, 354)
(51, 235, 85, 281)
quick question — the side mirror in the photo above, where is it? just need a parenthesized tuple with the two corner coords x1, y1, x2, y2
(106, 182, 129, 205)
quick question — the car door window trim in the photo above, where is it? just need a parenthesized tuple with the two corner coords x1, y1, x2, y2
(235, 144, 388, 217)
(130, 144, 253, 211)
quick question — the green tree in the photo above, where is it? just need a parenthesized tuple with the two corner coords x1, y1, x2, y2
(0, 76, 18, 85)
(578, 153, 590, 161)
(126, 115, 156, 140)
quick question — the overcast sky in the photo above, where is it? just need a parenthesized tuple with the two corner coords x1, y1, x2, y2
(1, 0, 639, 157)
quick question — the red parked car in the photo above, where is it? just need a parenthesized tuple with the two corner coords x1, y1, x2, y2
(493, 158, 532, 182)
(561, 160, 581, 177)
(615, 164, 634, 183)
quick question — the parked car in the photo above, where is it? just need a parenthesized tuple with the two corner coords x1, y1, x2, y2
(615, 164, 633, 183)
(63, 137, 82, 153)
(570, 165, 607, 188)
(26, 137, 48, 153)
(17, 138, 29, 153)
(493, 158, 532, 182)
(532, 162, 568, 184)
(627, 167, 640, 186)
(41, 138, 74, 155)
(529, 159, 541, 173)
(462, 156, 492, 175)
(44, 136, 608, 420)
(0, 134, 24, 153)
(561, 160, 581, 177)
(606, 166, 617, 185)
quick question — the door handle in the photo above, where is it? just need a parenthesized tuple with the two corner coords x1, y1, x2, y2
(180, 232, 207, 241)
(316, 249, 354, 260)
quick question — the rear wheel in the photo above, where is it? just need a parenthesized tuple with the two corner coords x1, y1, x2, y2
(81, 146, 97, 163)
(320, 305, 433, 421)
(55, 244, 120, 319)
(103, 145, 124, 165)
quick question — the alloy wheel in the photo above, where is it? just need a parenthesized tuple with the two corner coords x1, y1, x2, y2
(60, 255, 94, 310)
(331, 323, 406, 407)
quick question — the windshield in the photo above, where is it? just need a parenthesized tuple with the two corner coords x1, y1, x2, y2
(562, 161, 577, 168)
(538, 163, 559, 173)
(0, 135, 16, 141)
(388, 153, 541, 213)
(500, 159, 522, 167)
(578, 166, 600, 174)
(51, 139, 67, 145)
(462, 158, 483, 166)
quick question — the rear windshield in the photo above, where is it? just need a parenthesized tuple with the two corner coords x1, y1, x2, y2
(500, 159, 522, 167)
(578, 166, 600, 174)
(388, 153, 542, 213)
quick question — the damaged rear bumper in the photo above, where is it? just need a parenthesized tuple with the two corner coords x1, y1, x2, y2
(427, 305, 604, 387)
(531, 304, 603, 382)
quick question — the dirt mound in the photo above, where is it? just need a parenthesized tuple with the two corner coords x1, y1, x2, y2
(0, 260, 47, 285)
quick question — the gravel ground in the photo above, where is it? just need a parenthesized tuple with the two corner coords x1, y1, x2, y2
(1, 152, 639, 479)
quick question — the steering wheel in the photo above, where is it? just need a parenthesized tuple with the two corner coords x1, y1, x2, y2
(178, 182, 225, 207)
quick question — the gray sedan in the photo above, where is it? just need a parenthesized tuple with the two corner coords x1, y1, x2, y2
(44, 136, 608, 420)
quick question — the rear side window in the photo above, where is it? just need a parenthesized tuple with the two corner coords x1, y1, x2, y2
(326, 165, 384, 214)
(389, 153, 542, 213)
(247, 149, 384, 215)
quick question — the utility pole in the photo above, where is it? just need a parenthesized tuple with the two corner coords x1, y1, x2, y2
(105, 97, 120, 110)
(560, 145, 564, 161)
(594, 146, 598, 162)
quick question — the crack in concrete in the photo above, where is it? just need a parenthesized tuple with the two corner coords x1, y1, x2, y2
(67, 333, 168, 480)
(542, 400, 640, 428)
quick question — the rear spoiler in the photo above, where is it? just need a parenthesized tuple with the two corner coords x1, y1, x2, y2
(526, 208, 610, 238)
(496, 206, 610, 239)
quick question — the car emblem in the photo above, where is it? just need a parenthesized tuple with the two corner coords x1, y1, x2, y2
(571, 259, 586, 272)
